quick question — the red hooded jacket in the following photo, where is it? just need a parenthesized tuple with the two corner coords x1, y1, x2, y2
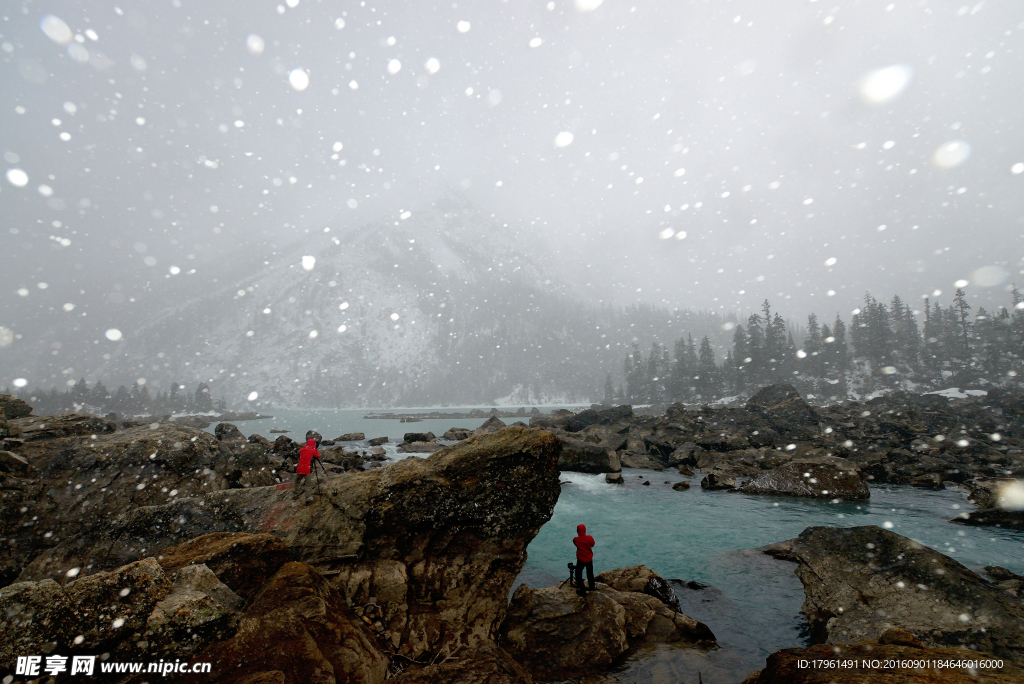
(573, 524, 595, 563)
(297, 439, 320, 475)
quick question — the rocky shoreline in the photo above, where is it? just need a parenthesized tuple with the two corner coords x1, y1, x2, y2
(2, 387, 1023, 683)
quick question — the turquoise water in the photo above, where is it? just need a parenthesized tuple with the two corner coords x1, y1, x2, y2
(519, 470, 1024, 683)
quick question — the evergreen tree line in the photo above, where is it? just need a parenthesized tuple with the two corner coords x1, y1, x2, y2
(612, 287, 1024, 404)
(3, 380, 222, 417)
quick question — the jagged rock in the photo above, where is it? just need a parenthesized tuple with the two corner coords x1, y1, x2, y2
(367, 436, 389, 446)
(474, 416, 507, 436)
(501, 580, 714, 680)
(743, 641, 1023, 684)
(563, 405, 634, 433)
(248, 433, 273, 448)
(677, 464, 695, 476)
(984, 566, 1024, 598)
(403, 431, 436, 443)
(335, 432, 366, 441)
(952, 508, 1024, 530)
(146, 564, 243, 656)
(557, 436, 621, 473)
(605, 471, 624, 483)
(187, 562, 389, 684)
(700, 470, 736, 490)
(443, 427, 472, 441)
(672, 481, 690, 491)
(0, 578, 79, 667)
(390, 642, 533, 684)
(763, 526, 1024, 663)
(619, 452, 666, 470)
(398, 440, 443, 453)
(0, 394, 33, 419)
(63, 557, 173, 650)
(910, 472, 945, 489)
(595, 565, 681, 612)
(156, 532, 291, 601)
(215, 422, 246, 441)
(20, 427, 562, 663)
(739, 456, 870, 500)
(746, 384, 819, 436)
(0, 449, 29, 473)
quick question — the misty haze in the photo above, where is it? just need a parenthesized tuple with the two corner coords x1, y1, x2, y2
(2, 2, 1024, 684)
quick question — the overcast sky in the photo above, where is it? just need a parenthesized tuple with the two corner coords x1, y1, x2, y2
(2, 0, 1024, 350)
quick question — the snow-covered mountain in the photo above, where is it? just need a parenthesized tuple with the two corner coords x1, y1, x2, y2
(8, 195, 734, 408)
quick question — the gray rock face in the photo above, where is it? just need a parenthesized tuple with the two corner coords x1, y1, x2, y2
(557, 436, 621, 473)
(763, 525, 1024, 663)
(403, 431, 436, 443)
(500, 577, 714, 680)
(739, 455, 870, 500)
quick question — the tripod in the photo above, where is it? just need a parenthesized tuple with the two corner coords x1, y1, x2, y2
(311, 457, 326, 501)
(559, 562, 577, 589)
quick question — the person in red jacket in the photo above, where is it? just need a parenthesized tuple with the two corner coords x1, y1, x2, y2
(294, 438, 320, 490)
(573, 523, 596, 596)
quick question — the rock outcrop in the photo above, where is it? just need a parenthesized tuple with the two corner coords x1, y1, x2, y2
(0, 419, 278, 586)
(0, 394, 33, 419)
(739, 455, 870, 500)
(556, 437, 621, 473)
(500, 573, 714, 680)
(473, 416, 507, 436)
(18, 426, 562, 665)
(595, 565, 681, 612)
(762, 526, 1024, 663)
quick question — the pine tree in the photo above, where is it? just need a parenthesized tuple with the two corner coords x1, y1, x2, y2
(951, 288, 973, 379)
(697, 335, 719, 400)
(603, 374, 615, 404)
(731, 324, 750, 393)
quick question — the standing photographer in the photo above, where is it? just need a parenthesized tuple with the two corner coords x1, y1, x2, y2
(573, 523, 596, 597)
(294, 436, 321, 492)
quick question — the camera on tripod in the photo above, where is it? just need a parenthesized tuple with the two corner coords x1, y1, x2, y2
(560, 561, 577, 589)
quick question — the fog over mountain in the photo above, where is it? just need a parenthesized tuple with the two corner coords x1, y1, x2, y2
(2, 0, 1023, 403)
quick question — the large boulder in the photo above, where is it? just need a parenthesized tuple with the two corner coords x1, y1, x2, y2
(500, 584, 628, 679)
(156, 532, 291, 600)
(763, 526, 1024, 663)
(501, 581, 714, 680)
(743, 641, 1023, 683)
(563, 405, 634, 433)
(746, 384, 818, 437)
(19, 427, 562, 663)
(557, 436, 621, 473)
(188, 562, 388, 684)
(595, 564, 681, 612)
(739, 456, 870, 500)
(0, 394, 32, 419)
